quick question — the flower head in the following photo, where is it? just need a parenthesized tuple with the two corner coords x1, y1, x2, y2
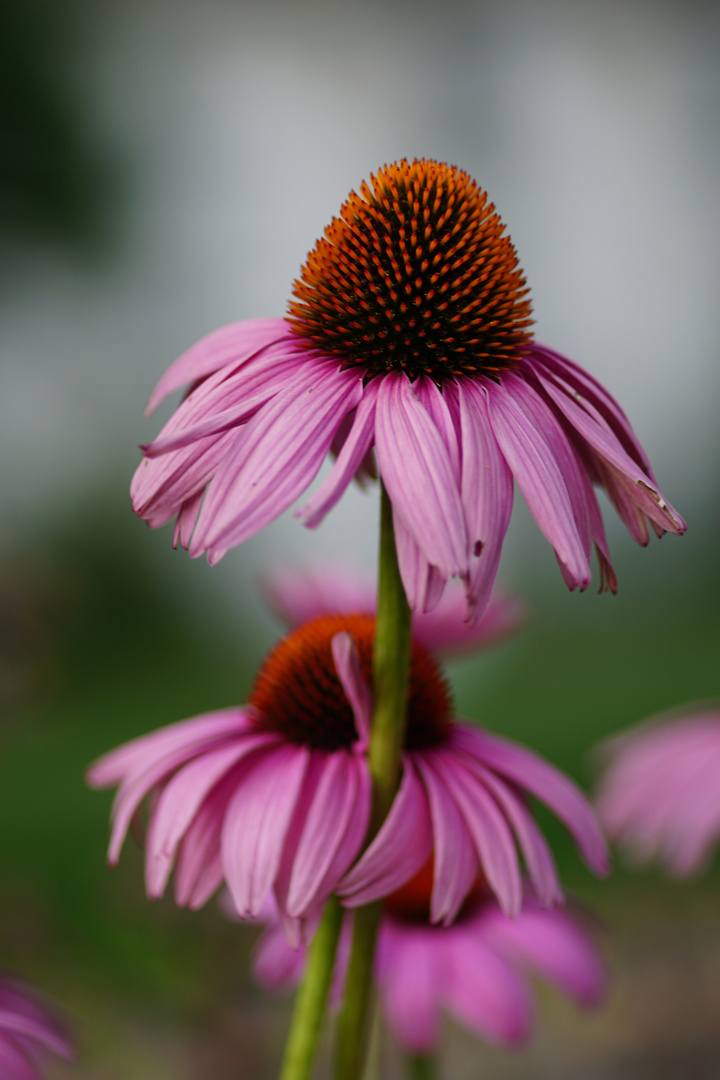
(88, 577, 606, 936)
(132, 158, 683, 618)
(253, 868, 606, 1053)
(0, 977, 74, 1079)
(596, 706, 720, 876)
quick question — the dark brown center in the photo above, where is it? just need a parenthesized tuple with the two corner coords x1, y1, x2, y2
(288, 158, 533, 383)
(248, 613, 452, 752)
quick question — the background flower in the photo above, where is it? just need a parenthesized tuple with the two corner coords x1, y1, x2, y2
(0, 977, 74, 1079)
(596, 706, 720, 876)
(261, 564, 525, 656)
(252, 873, 606, 1055)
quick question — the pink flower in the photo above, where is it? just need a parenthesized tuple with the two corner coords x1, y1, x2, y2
(0, 978, 74, 1079)
(253, 869, 606, 1053)
(261, 564, 525, 656)
(132, 159, 683, 618)
(89, 608, 607, 937)
(597, 707, 720, 876)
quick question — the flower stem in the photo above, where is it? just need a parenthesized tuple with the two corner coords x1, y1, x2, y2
(279, 895, 343, 1080)
(334, 483, 413, 1080)
(406, 1054, 437, 1080)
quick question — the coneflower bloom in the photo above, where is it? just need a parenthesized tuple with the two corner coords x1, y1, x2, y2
(132, 158, 684, 617)
(597, 706, 720, 876)
(253, 867, 606, 1053)
(88, 610, 606, 937)
(0, 977, 74, 1079)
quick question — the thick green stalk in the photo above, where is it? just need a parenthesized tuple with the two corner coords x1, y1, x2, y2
(279, 895, 343, 1080)
(334, 484, 413, 1080)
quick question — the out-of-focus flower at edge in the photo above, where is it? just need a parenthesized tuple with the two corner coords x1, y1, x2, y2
(597, 706, 720, 876)
(131, 158, 684, 619)
(252, 866, 606, 1054)
(0, 977, 74, 1079)
(88, 575, 606, 943)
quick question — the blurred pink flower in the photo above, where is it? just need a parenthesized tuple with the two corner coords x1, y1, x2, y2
(597, 707, 720, 875)
(131, 159, 683, 619)
(253, 868, 606, 1053)
(0, 978, 74, 1079)
(89, 610, 606, 937)
(261, 564, 525, 656)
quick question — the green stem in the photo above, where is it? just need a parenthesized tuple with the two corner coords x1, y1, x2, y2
(279, 895, 343, 1080)
(334, 484, 413, 1080)
(406, 1053, 437, 1080)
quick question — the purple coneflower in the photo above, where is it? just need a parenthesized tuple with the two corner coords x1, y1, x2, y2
(0, 978, 74, 1079)
(89, 603, 606, 936)
(597, 707, 720, 876)
(253, 864, 606, 1054)
(132, 158, 683, 616)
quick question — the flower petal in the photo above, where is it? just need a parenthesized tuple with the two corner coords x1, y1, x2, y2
(222, 745, 310, 917)
(379, 925, 443, 1053)
(443, 933, 532, 1045)
(191, 362, 364, 560)
(487, 373, 591, 589)
(413, 755, 479, 925)
(431, 750, 522, 917)
(481, 905, 607, 1006)
(375, 372, 468, 578)
(145, 318, 290, 414)
(286, 751, 371, 917)
(456, 379, 514, 619)
(452, 725, 609, 875)
(145, 735, 275, 898)
(338, 759, 433, 905)
(296, 380, 380, 528)
(393, 510, 448, 614)
(331, 632, 371, 747)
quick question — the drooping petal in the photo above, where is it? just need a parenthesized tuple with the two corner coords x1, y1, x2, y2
(286, 751, 371, 917)
(393, 510, 448, 614)
(222, 744, 310, 917)
(338, 759, 433, 905)
(87, 708, 248, 788)
(331, 632, 371, 747)
(173, 773, 240, 909)
(431, 750, 522, 917)
(142, 348, 308, 457)
(456, 379, 514, 618)
(534, 366, 684, 536)
(443, 932, 532, 1045)
(379, 925, 444, 1053)
(172, 490, 204, 549)
(145, 735, 276, 897)
(452, 725, 609, 875)
(253, 921, 307, 991)
(463, 760, 562, 907)
(375, 372, 468, 579)
(191, 362, 364, 560)
(296, 379, 380, 528)
(145, 318, 290, 414)
(486, 373, 591, 589)
(481, 904, 607, 1006)
(413, 755, 479, 925)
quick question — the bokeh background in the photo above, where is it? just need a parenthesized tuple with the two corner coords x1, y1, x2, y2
(1, 0, 719, 1076)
